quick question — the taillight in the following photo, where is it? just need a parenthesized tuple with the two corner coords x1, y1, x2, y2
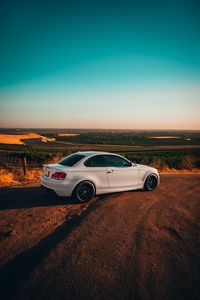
(51, 172, 67, 180)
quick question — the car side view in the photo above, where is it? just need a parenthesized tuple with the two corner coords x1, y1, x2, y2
(41, 151, 160, 202)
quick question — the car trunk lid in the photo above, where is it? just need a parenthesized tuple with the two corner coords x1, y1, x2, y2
(42, 163, 71, 178)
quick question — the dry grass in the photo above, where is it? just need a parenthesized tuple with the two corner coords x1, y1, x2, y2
(0, 133, 55, 145)
(0, 169, 19, 186)
(147, 136, 180, 139)
(159, 167, 200, 174)
(150, 156, 200, 173)
(0, 168, 42, 186)
(58, 133, 80, 136)
(24, 169, 42, 184)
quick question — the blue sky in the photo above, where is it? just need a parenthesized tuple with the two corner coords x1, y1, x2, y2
(0, 0, 200, 129)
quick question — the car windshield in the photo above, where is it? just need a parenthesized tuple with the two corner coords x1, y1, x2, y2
(58, 154, 85, 166)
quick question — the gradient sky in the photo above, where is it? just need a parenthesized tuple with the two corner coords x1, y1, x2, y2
(0, 0, 200, 129)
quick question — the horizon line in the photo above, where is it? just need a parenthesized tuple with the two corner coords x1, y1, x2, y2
(0, 127, 200, 132)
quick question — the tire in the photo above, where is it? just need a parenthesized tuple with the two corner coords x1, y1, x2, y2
(144, 174, 158, 191)
(73, 181, 95, 203)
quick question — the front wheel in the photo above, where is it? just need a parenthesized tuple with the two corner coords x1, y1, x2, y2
(73, 181, 95, 203)
(144, 174, 158, 191)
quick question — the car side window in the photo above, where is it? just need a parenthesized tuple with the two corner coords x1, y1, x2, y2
(104, 155, 132, 167)
(84, 155, 106, 167)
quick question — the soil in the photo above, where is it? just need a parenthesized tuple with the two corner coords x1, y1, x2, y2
(0, 174, 200, 300)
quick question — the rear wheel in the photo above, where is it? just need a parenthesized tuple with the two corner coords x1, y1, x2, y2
(73, 181, 95, 202)
(144, 174, 158, 191)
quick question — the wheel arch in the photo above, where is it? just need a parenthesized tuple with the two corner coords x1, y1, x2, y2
(143, 172, 159, 189)
(72, 179, 97, 196)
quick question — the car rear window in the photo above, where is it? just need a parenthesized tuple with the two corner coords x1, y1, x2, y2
(58, 154, 85, 166)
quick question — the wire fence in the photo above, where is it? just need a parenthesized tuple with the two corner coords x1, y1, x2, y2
(0, 155, 44, 175)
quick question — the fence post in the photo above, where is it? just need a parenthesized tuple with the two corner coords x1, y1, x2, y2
(22, 157, 27, 176)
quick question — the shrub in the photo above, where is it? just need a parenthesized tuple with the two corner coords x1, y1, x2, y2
(181, 155, 196, 170)
(150, 158, 168, 170)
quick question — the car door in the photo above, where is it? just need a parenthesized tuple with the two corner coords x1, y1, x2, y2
(84, 155, 109, 190)
(104, 155, 139, 189)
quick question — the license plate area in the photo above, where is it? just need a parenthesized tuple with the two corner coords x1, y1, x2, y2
(44, 169, 50, 177)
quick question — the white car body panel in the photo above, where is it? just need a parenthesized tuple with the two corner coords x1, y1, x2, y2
(106, 165, 139, 189)
(40, 151, 160, 197)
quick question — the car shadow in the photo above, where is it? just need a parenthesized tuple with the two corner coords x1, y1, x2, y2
(0, 185, 146, 211)
(0, 186, 75, 210)
(0, 192, 107, 299)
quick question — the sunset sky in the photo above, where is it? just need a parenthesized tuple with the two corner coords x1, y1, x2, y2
(0, 0, 200, 129)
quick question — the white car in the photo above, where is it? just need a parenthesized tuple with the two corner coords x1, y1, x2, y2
(41, 151, 160, 202)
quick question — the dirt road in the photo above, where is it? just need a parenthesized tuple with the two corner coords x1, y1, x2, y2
(0, 175, 200, 300)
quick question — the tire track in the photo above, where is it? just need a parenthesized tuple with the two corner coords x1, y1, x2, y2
(128, 185, 200, 300)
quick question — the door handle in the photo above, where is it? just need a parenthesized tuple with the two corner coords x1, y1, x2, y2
(107, 170, 115, 173)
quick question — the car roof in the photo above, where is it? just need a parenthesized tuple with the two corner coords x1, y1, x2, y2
(77, 151, 115, 157)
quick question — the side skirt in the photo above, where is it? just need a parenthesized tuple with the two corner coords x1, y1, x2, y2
(96, 184, 143, 195)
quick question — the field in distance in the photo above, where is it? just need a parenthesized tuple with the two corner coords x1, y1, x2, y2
(0, 128, 200, 151)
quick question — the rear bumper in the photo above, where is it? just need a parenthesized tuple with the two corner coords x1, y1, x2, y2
(41, 184, 56, 195)
(40, 176, 74, 197)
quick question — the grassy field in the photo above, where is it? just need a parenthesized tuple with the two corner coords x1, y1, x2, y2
(0, 129, 199, 148)
(0, 133, 56, 145)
